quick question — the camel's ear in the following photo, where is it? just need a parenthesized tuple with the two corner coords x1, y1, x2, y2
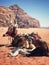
(3, 34, 6, 37)
(3, 34, 9, 37)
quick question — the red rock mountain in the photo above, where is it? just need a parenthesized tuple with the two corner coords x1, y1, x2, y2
(0, 6, 15, 27)
(0, 5, 40, 27)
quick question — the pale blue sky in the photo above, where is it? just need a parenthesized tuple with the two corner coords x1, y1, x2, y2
(0, 0, 49, 27)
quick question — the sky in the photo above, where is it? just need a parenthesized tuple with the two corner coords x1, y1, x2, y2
(0, 0, 49, 27)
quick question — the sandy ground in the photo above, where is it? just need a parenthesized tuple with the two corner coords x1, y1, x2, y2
(0, 27, 49, 65)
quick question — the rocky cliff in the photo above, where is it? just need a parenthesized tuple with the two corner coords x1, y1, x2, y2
(0, 6, 15, 27)
(0, 5, 40, 27)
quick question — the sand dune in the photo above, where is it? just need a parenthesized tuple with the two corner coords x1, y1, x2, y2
(0, 27, 49, 65)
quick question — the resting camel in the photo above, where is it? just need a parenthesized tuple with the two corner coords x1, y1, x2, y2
(8, 34, 49, 57)
(3, 25, 49, 57)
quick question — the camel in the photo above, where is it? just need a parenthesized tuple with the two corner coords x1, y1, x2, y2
(3, 25, 49, 57)
(8, 35, 49, 57)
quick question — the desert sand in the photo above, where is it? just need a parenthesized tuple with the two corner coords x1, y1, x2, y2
(0, 27, 49, 65)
